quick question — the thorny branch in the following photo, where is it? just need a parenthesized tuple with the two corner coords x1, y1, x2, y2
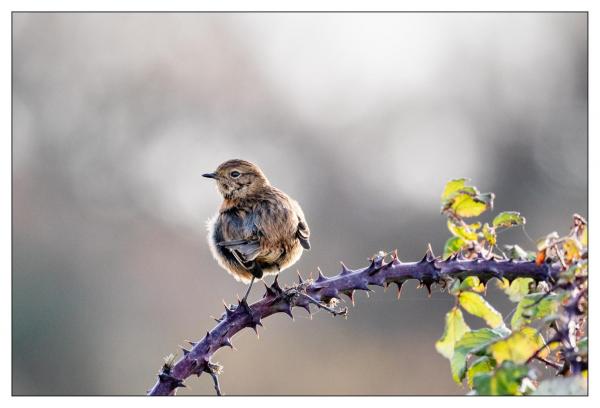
(147, 250, 560, 396)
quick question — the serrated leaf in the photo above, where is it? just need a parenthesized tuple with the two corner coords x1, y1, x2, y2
(460, 276, 485, 293)
(511, 293, 560, 330)
(533, 376, 587, 395)
(436, 307, 471, 360)
(482, 223, 496, 246)
(459, 291, 505, 329)
(441, 178, 469, 202)
(473, 361, 530, 395)
(443, 236, 465, 258)
(467, 356, 495, 388)
(492, 211, 526, 229)
(489, 327, 548, 364)
(503, 278, 534, 303)
(450, 328, 505, 383)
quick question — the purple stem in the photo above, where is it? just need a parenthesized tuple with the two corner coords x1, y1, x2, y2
(147, 251, 559, 396)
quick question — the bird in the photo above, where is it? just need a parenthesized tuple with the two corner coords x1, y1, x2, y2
(203, 159, 310, 304)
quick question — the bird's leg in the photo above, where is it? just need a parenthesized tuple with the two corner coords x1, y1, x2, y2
(241, 276, 255, 305)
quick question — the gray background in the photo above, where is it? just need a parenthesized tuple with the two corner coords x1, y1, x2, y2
(13, 13, 587, 395)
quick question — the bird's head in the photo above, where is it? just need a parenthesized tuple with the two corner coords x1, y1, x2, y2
(203, 159, 270, 200)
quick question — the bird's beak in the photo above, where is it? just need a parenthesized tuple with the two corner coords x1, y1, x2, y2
(202, 172, 217, 179)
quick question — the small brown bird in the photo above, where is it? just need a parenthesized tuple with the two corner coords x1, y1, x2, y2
(204, 159, 310, 303)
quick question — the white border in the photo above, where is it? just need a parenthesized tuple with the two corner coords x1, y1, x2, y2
(2, 1, 596, 407)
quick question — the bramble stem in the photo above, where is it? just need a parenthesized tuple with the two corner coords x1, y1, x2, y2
(147, 251, 559, 396)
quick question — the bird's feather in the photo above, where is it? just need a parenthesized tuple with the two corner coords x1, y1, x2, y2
(217, 239, 261, 266)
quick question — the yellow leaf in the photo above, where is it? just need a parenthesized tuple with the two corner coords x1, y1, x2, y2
(441, 178, 469, 202)
(459, 291, 504, 329)
(563, 238, 582, 263)
(435, 307, 471, 360)
(490, 327, 548, 364)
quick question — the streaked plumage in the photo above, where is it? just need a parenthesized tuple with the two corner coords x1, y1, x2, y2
(204, 160, 310, 287)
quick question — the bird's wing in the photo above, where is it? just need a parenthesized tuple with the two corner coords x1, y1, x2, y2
(217, 239, 261, 268)
(296, 219, 311, 250)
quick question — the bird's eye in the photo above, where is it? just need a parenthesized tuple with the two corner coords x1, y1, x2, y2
(230, 171, 241, 178)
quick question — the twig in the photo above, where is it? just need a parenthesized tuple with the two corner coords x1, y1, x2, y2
(534, 356, 563, 371)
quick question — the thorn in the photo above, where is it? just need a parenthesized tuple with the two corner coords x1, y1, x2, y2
(186, 339, 197, 347)
(180, 346, 191, 356)
(297, 270, 304, 283)
(298, 303, 311, 315)
(423, 281, 433, 297)
(158, 373, 186, 389)
(221, 337, 235, 350)
(271, 275, 282, 293)
(263, 282, 276, 298)
(225, 305, 234, 318)
(340, 261, 351, 275)
(282, 304, 294, 319)
(395, 281, 404, 299)
(391, 249, 398, 260)
(211, 315, 221, 323)
(427, 243, 435, 260)
(357, 280, 371, 291)
(342, 290, 355, 306)
(249, 323, 260, 338)
(316, 267, 327, 282)
(205, 331, 211, 341)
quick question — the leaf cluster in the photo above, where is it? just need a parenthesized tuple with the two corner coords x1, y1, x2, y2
(435, 179, 587, 395)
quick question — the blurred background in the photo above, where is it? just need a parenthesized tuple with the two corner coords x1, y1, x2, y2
(12, 13, 587, 395)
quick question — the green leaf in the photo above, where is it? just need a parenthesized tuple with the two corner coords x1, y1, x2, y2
(443, 236, 465, 258)
(473, 361, 530, 395)
(450, 328, 505, 383)
(492, 211, 526, 229)
(577, 337, 588, 353)
(448, 278, 461, 296)
(447, 220, 480, 241)
(451, 193, 493, 218)
(511, 293, 560, 330)
(533, 376, 587, 395)
(459, 291, 505, 329)
(441, 178, 469, 202)
(489, 327, 548, 364)
(459, 276, 485, 293)
(436, 307, 471, 360)
(503, 278, 534, 303)
(441, 180, 494, 218)
(467, 356, 495, 388)
(482, 223, 496, 246)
